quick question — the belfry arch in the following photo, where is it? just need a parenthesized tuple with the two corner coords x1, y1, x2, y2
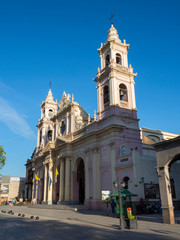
(73, 157, 85, 204)
(153, 136, 180, 224)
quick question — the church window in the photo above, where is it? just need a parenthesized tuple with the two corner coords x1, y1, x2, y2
(47, 130, 52, 142)
(116, 53, 122, 65)
(39, 130, 42, 145)
(119, 84, 128, 102)
(105, 54, 110, 67)
(60, 121, 66, 135)
(103, 86, 109, 107)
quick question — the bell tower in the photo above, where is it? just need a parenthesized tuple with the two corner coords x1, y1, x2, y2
(94, 24, 137, 120)
(37, 88, 58, 149)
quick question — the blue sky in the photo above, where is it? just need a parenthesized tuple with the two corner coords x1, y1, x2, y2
(0, 0, 180, 177)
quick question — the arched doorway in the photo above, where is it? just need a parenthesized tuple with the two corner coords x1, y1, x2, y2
(154, 136, 180, 224)
(77, 159, 85, 204)
(169, 154, 180, 204)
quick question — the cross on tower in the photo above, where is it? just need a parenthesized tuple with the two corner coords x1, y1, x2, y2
(110, 11, 115, 25)
(49, 80, 51, 90)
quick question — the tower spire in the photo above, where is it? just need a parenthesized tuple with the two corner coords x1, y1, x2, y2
(110, 11, 114, 25)
(49, 80, 52, 90)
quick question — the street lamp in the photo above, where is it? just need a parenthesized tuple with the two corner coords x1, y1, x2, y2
(113, 178, 125, 230)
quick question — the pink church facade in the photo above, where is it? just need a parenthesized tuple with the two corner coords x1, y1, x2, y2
(26, 24, 144, 210)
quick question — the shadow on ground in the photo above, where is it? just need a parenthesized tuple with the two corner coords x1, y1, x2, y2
(136, 211, 180, 224)
(0, 214, 178, 240)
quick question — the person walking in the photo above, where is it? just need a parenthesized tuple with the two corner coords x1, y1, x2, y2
(111, 199, 116, 216)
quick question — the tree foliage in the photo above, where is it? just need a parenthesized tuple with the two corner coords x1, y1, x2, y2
(0, 145, 6, 169)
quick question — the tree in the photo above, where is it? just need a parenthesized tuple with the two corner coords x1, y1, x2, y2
(0, 145, 6, 169)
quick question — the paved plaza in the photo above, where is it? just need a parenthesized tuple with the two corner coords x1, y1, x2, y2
(0, 205, 180, 240)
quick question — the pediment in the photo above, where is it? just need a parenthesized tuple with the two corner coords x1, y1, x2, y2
(55, 136, 70, 147)
(42, 141, 55, 154)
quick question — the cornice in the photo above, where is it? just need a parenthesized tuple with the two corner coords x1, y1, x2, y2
(115, 163, 133, 170)
(94, 65, 137, 83)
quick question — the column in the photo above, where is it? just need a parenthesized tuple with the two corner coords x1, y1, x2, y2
(92, 146, 101, 200)
(70, 108, 75, 133)
(59, 159, 65, 202)
(109, 74, 116, 105)
(158, 165, 175, 224)
(110, 141, 116, 193)
(55, 119, 59, 137)
(84, 149, 90, 201)
(52, 123, 55, 141)
(66, 113, 69, 135)
(42, 127, 46, 147)
(32, 171, 35, 201)
(131, 79, 136, 109)
(35, 171, 38, 201)
(97, 83, 101, 115)
(37, 128, 40, 148)
(43, 164, 47, 202)
(29, 185, 32, 201)
(48, 163, 53, 204)
(65, 157, 71, 201)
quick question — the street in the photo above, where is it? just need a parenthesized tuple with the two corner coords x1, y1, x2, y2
(0, 206, 180, 240)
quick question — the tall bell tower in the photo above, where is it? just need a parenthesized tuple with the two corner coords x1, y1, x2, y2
(94, 24, 137, 120)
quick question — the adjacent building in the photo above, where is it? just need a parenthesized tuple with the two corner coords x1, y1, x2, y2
(0, 176, 25, 202)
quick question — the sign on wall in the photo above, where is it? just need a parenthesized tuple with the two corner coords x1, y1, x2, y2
(101, 191, 112, 202)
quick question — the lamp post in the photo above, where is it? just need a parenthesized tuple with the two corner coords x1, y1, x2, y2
(113, 178, 125, 230)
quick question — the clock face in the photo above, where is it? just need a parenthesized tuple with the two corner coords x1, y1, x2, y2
(121, 146, 126, 155)
(48, 112, 53, 117)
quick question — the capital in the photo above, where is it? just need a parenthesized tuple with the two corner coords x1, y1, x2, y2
(58, 153, 65, 159)
(92, 146, 99, 153)
(109, 141, 116, 148)
(84, 148, 90, 155)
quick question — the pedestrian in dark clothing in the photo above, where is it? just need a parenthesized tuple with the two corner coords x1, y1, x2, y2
(111, 199, 116, 215)
(139, 198, 145, 213)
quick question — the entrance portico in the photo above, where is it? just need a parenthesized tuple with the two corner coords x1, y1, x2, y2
(153, 136, 180, 224)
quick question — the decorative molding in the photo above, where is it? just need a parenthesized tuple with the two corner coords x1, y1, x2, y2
(92, 146, 100, 153)
(58, 153, 65, 159)
(84, 148, 90, 155)
(58, 92, 71, 113)
(109, 141, 115, 148)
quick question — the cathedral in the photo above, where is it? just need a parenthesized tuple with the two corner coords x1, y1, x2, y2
(25, 24, 180, 210)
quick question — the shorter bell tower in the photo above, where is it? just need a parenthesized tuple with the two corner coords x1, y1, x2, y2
(94, 24, 137, 120)
(37, 88, 58, 149)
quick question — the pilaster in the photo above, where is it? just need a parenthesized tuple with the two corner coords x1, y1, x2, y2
(37, 128, 40, 148)
(130, 78, 136, 109)
(59, 158, 65, 202)
(97, 83, 101, 119)
(65, 156, 71, 201)
(43, 164, 48, 202)
(158, 165, 175, 224)
(84, 148, 90, 201)
(66, 112, 69, 135)
(32, 168, 35, 201)
(92, 146, 101, 200)
(109, 141, 116, 193)
(47, 162, 53, 204)
(109, 73, 116, 106)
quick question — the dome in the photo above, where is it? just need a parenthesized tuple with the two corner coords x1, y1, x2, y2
(107, 24, 121, 42)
